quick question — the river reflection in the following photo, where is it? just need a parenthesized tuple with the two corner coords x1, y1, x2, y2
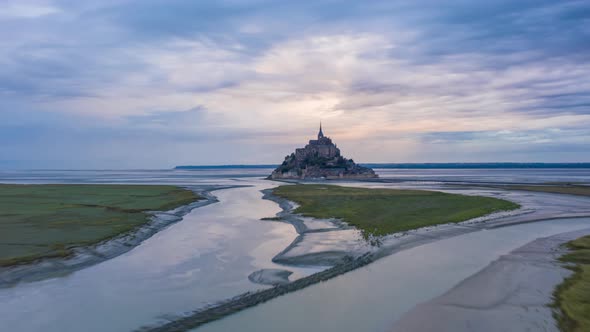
(1, 168, 590, 332)
(0, 181, 322, 332)
(197, 217, 590, 332)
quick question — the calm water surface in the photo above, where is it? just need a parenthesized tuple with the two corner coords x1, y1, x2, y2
(1, 168, 589, 332)
(0, 176, 320, 332)
(197, 217, 590, 332)
(375, 168, 590, 184)
(2, 168, 590, 185)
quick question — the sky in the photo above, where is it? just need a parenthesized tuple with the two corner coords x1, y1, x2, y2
(1, 0, 590, 169)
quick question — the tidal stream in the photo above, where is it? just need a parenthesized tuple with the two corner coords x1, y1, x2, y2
(0, 181, 322, 332)
(196, 217, 590, 332)
(1, 168, 589, 332)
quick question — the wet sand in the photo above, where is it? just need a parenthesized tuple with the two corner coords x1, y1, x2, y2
(194, 217, 590, 332)
(391, 227, 590, 332)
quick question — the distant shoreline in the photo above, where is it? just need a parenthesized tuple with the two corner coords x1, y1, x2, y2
(175, 162, 590, 170)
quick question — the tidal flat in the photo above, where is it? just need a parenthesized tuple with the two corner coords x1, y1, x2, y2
(0, 184, 201, 267)
(2, 169, 590, 332)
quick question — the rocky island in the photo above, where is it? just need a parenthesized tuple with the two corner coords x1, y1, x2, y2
(269, 124, 377, 179)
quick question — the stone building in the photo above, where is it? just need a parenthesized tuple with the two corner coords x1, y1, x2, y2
(294, 123, 341, 162)
(269, 124, 377, 179)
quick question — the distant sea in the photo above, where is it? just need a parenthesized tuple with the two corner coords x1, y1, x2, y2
(175, 163, 590, 170)
(2, 166, 590, 185)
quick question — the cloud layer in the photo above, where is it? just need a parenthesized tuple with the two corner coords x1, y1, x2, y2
(1, 0, 589, 168)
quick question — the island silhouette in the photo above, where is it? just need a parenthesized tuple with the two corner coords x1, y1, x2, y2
(269, 124, 377, 179)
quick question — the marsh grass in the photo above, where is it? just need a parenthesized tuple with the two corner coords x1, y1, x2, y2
(0, 184, 200, 266)
(553, 235, 590, 332)
(273, 184, 519, 237)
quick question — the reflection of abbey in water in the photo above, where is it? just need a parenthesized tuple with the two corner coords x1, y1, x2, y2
(269, 124, 377, 179)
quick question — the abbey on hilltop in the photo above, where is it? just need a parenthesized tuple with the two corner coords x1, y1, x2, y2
(269, 124, 377, 179)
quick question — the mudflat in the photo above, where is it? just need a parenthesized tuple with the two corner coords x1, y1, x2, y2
(0, 184, 200, 266)
(391, 227, 590, 332)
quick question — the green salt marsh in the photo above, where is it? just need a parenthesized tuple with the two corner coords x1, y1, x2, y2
(554, 235, 590, 332)
(273, 184, 519, 236)
(0, 184, 200, 266)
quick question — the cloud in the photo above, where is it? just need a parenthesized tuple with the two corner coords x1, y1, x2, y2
(1, 0, 589, 168)
(0, 2, 60, 19)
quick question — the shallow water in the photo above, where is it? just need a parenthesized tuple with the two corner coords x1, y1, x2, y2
(2, 168, 590, 185)
(0, 169, 273, 185)
(0, 180, 321, 332)
(196, 217, 590, 332)
(375, 168, 590, 184)
(1, 168, 590, 332)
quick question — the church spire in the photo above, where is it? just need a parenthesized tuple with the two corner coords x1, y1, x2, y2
(318, 122, 324, 139)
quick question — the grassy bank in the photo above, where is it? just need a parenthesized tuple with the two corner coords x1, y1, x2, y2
(273, 184, 519, 236)
(553, 235, 590, 332)
(0, 184, 201, 267)
(506, 184, 590, 197)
